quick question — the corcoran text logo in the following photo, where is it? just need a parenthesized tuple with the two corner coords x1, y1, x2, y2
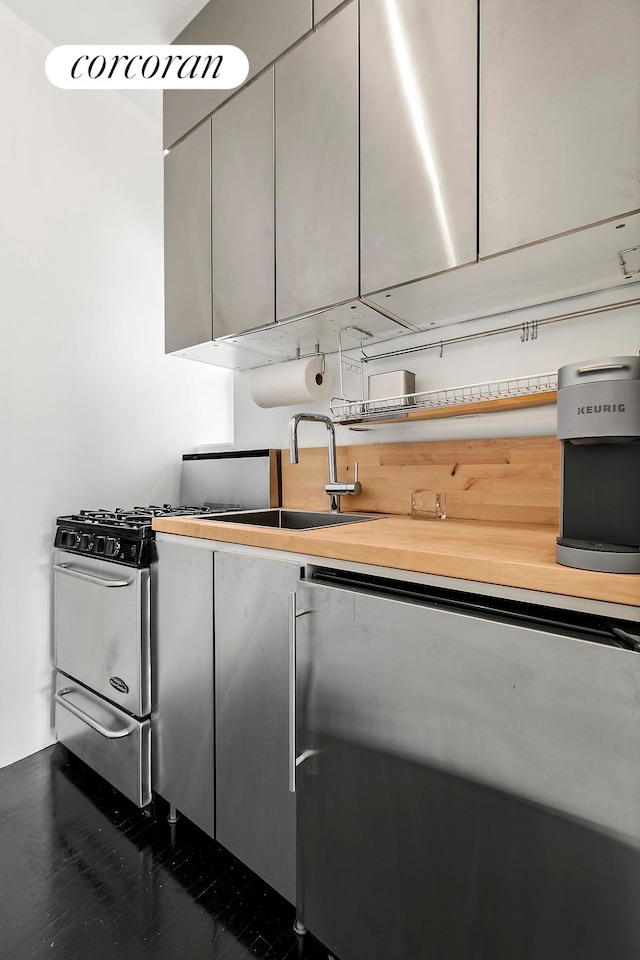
(577, 404, 626, 414)
(45, 45, 249, 90)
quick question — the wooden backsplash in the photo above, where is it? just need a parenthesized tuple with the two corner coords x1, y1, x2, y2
(281, 437, 561, 525)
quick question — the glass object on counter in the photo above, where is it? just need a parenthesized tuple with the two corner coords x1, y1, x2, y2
(411, 490, 447, 521)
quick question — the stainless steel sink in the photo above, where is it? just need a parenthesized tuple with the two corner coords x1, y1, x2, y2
(205, 509, 381, 530)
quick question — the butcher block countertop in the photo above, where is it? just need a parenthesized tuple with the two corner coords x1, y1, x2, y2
(152, 514, 640, 609)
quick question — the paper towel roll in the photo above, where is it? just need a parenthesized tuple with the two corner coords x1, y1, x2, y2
(250, 356, 332, 408)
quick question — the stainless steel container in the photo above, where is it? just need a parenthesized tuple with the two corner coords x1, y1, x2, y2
(367, 370, 415, 404)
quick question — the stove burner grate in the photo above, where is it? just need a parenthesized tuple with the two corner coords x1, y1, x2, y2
(55, 503, 243, 567)
(65, 503, 243, 529)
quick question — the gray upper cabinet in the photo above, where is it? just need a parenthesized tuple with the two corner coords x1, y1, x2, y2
(165, 74, 275, 355)
(275, 0, 359, 322)
(480, 0, 640, 257)
(313, 0, 345, 25)
(164, 121, 212, 354)
(212, 70, 275, 336)
(164, 0, 312, 149)
(360, 0, 478, 295)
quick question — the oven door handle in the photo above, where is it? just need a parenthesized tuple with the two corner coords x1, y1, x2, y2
(53, 563, 132, 588)
(55, 686, 137, 739)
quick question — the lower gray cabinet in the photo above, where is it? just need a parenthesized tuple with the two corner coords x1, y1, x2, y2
(152, 540, 214, 838)
(214, 552, 301, 904)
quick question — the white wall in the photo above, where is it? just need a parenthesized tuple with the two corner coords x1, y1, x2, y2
(234, 288, 640, 450)
(0, 3, 233, 768)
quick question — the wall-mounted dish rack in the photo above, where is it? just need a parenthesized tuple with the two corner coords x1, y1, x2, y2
(328, 291, 640, 425)
(330, 372, 559, 425)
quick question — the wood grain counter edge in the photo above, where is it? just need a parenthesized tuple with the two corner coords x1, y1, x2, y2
(152, 515, 640, 610)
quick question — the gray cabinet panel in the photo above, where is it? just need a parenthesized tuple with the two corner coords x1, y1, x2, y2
(313, 0, 345, 24)
(163, 0, 312, 149)
(215, 552, 301, 904)
(164, 122, 212, 353)
(212, 71, 275, 336)
(360, 0, 477, 294)
(480, 0, 640, 256)
(152, 541, 214, 838)
(276, 1, 359, 321)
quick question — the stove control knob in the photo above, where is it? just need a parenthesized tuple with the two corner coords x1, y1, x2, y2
(80, 533, 94, 552)
(95, 536, 106, 555)
(106, 537, 120, 558)
(64, 530, 80, 549)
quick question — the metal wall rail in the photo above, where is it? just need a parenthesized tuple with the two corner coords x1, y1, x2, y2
(360, 296, 640, 364)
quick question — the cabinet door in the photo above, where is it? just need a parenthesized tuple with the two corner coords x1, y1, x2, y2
(313, 0, 344, 24)
(212, 70, 275, 336)
(214, 552, 301, 904)
(480, 0, 640, 256)
(360, 0, 477, 294)
(275, 0, 359, 321)
(152, 541, 214, 838)
(163, 0, 312, 149)
(164, 122, 212, 353)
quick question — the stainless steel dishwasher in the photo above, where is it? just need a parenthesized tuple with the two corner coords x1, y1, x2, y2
(293, 570, 640, 960)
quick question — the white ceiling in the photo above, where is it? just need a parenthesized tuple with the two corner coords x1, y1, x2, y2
(3, 0, 210, 118)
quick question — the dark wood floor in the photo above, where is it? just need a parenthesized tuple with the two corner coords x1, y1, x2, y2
(0, 745, 333, 960)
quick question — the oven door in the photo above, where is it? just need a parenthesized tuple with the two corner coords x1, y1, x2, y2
(53, 549, 150, 717)
(55, 672, 151, 807)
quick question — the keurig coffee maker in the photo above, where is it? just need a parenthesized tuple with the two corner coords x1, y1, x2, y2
(556, 355, 640, 573)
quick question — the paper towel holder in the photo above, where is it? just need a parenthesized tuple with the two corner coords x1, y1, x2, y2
(294, 344, 325, 385)
(250, 349, 331, 408)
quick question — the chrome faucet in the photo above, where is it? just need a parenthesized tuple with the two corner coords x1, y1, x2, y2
(288, 413, 361, 513)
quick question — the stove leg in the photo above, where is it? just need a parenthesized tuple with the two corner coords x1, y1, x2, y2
(293, 918, 307, 936)
(167, 803, 178, 824)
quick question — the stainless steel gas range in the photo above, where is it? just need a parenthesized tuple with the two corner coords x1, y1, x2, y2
(52, 504, 240, 807)
(52, 445, 281, 808)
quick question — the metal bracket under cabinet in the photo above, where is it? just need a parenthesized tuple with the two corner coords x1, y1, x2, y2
(619, 246, 640, 277)
(171, 298, 416, 370)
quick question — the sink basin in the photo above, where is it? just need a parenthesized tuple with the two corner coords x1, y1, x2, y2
(205, 509, 381, 530)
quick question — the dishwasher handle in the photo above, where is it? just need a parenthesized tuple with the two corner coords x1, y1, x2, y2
(609, 626, 640, 653)
(55, 686, 137, 739)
